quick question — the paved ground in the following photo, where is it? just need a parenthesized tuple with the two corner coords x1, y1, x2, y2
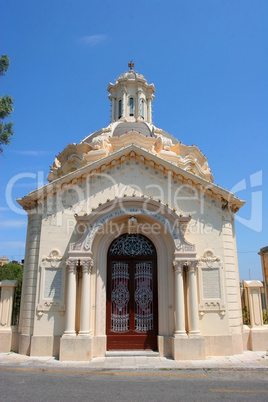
(0, 350, 268, 371)
(1, 367, 268, 401)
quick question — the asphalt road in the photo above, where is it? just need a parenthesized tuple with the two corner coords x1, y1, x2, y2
(0, 368, 267, 401)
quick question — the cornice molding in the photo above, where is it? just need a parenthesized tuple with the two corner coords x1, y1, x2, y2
(16, 143, 245, 213)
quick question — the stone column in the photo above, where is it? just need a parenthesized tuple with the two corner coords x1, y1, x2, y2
(111, 97, 115, 123)
(173, 260, 187, 336)
(147, 97, 152, 123)
(79, 259, 93, 335)
(187, 261, 200, 335)
(137, 89, 141, 120)
(64, 259, 77, 335)
(122, 86, 127, 120)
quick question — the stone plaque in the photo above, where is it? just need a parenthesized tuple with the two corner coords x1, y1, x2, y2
(202, 268, 220, 299)
(44, 268, 62, 299)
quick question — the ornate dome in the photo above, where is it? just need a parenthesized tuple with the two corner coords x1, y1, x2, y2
(113, 60, 148, 83)
(46, 64, 213, 184)
(117, 70, 146, 81)
(83, 121, 179, 145)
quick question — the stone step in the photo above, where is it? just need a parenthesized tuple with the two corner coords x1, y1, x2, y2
(105, 350, 160, 357)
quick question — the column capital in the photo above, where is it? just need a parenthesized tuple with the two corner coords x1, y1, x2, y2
(66, 259, 78, 273)
(173, 260, 185, 273)
(80, 259, 93, 274)
(186, 260, 198, 273)
(173, 259, 192, 272)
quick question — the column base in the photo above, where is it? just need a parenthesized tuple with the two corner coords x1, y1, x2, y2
(78, 331, 92, 336)
(174, 331, 188, 338)
(188, 330, 201, 337)
(172, 335, 205, 360)
(62, 331, 76, 337)
(59, 334, 93, 361)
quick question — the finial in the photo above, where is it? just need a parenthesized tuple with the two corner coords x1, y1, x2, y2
(128, 60, 135, 70)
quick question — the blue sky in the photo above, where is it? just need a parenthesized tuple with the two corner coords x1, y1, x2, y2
(1, 0, 267, 280)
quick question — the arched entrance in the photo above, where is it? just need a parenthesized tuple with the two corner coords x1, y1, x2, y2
(106, 234, 158, 350)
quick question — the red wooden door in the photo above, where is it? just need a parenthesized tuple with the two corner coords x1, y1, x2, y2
(106, 234, 158, 350)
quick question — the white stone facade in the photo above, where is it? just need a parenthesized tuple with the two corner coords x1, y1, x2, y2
(16, 65, 265, 360)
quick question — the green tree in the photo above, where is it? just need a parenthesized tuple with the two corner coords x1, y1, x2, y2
(0, 261, 23, 282)
(0, 262, 23, 325)
(0, 55, 10, 75)
(0, 55, 14, 152)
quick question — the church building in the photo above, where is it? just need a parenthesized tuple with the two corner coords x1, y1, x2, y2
(17, 63, 247, 360)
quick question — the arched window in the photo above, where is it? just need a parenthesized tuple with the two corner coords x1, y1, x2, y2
(141, 100, 145, 119)
(129, 97, 134, 116)
(118, 100, 122, 119)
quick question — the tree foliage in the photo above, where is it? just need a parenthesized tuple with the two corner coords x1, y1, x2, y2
(0, 55, 14, 152)
(0, 262, 23, 283)
(0, 55, 9, 75)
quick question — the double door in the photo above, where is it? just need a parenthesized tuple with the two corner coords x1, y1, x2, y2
(107, 257, 158, 350)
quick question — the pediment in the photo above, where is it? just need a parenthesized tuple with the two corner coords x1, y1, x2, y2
(17, 143, 245, 214)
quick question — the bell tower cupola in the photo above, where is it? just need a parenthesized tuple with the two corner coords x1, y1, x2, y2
(107, 62, 155, 124)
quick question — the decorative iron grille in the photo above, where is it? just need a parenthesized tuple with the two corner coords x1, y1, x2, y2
(111, 262, 130, 332)
(134, 262, 153, 331)
(109, 234, 155, 256)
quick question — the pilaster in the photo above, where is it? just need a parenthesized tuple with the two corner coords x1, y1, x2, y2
(222, 214, 243, 333)
(20, 212, 42, 338)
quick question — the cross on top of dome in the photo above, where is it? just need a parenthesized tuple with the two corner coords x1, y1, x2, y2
(128, 60, 135, 70)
